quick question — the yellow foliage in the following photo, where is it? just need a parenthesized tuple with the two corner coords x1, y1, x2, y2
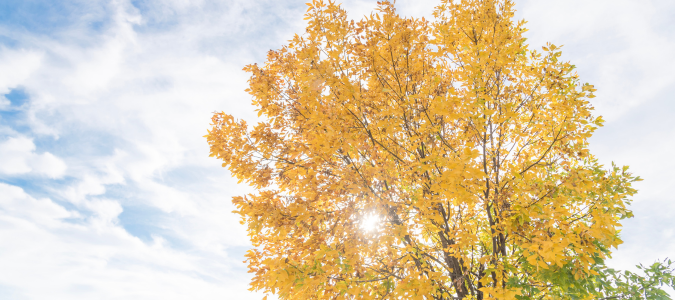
(206, 0, 638, 299)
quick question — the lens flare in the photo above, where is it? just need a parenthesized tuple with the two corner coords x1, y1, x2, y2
(360, 214, 380, 232)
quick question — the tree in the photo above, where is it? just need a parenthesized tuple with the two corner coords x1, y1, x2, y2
(206, 0, 655, 299)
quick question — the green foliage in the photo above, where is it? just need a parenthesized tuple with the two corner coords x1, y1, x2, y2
(588, 259, 675, 300)
(517, 258, 675, 299)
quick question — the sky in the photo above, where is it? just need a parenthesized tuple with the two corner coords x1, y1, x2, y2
(0, 0, 673, 299)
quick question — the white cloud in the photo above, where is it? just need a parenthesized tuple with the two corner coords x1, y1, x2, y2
(0, 182, 75, 224)
(0, 95, 10, 110)
(0, 183, 260, 300)
(0, 48, 43, 95)
(515, 0, 675, 121)
(0, 1, 284, 298)
(0, 136, 67, 178)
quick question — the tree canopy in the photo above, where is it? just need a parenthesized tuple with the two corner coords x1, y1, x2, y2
(205, 0, 668, 299)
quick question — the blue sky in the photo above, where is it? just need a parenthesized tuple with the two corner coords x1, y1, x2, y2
(0, 0, 673, 299)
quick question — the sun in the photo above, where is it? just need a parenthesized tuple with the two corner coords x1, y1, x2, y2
(360, 213, 380, 232)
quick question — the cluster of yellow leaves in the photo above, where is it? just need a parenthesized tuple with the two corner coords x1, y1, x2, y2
(206, 0, 639, 299)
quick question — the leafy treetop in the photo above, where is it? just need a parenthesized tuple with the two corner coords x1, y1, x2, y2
(206, 0, 652, 299)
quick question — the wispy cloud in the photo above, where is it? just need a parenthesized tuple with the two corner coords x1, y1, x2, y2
(0, 182, 256, 300)
(0, 0, 304, 298)
(0, 136, 66, 178)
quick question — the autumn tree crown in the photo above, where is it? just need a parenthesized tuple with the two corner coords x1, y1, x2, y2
(207, 0, 639, 299)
